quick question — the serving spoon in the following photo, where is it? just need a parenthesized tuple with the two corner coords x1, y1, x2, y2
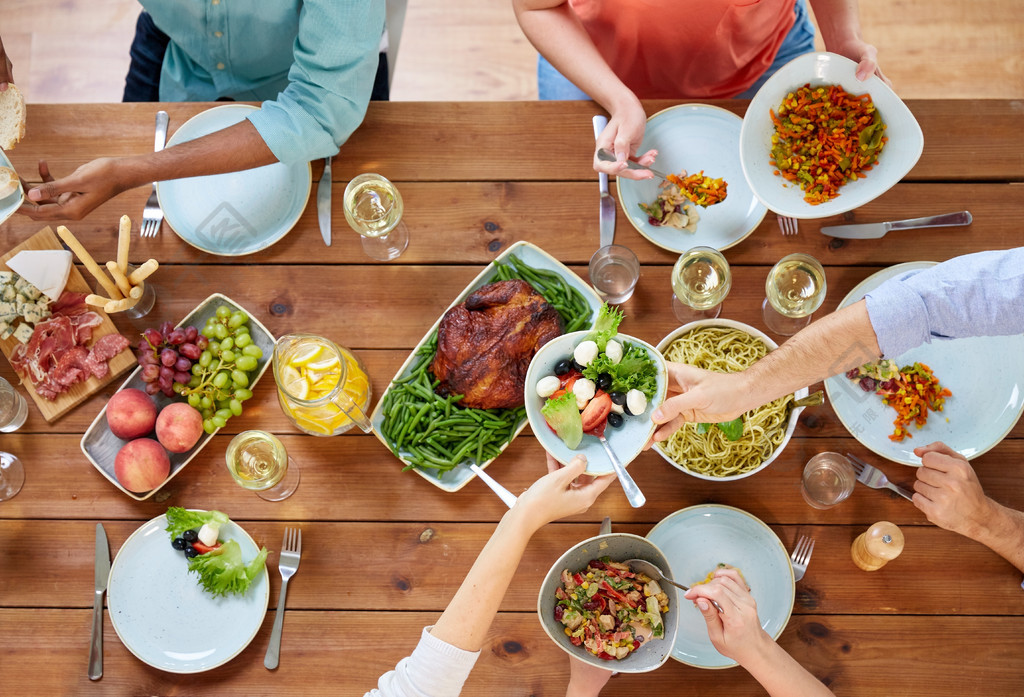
(594, 433, 646, 508)
(625, 558, 725, 613)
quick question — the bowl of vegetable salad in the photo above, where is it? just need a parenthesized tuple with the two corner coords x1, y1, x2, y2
(739, 52, 923, 219)
(524, 305, 668, 475)
(538, 532, 679, 673)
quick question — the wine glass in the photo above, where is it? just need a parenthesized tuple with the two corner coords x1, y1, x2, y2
(225, 430, 300, 501)
(343, 173, 410, 261)
(0, 452, 25, 501)
(761, 253, 827, 336)
(671, 246, 731, 323)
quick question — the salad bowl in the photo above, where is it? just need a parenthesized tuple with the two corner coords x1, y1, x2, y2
(538, 532, 679, 674)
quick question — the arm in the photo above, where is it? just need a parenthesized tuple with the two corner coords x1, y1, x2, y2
(912, 442, 1024, 574)
(808, 0, 890, 84)
(651, 300, 880, 441)
(511, 0, 655, 180)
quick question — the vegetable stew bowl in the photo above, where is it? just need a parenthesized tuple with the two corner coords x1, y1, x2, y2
(538, 532, 680, 674)
(524, 330, 668, 476)
(739, 51, 924, 219)
(653, 319, 808, 481)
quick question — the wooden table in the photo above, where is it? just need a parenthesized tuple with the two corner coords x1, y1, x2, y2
(1, 101, 1022, 696)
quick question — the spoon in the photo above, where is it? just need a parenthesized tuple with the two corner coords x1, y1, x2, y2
(469, 464, 517, 509)
(596, 148, 674, 183)
(625, 558, 725, 613)
(594, 433, 646, 508)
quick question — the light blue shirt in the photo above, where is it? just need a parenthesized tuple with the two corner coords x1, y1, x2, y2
(143, 0, 385, 163)
(864, 247, 1024, 358)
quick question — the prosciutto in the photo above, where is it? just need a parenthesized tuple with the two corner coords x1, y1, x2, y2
(10, 291, 129, 400)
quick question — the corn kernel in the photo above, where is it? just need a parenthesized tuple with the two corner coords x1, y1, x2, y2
(581, 582, 590, 590)
(570, 593, 578, 600)
(564, 627, 572, 636)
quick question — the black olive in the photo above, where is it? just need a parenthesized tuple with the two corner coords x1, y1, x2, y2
(182, 529, 199, 543)
(171, 537, 188, 550)
(596, 373, 612, 391)
(609, 391, 626, 406)
(554, 359, 572, 376)
(571, 359, 586, 373)
(608, 412, 624, 428)
(184, 546, 200, 559)
(622, 401, 635, 416)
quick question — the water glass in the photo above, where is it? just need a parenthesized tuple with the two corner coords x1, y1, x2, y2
(0, 377, 28, 433)
(801, 452, 856, 509)
(343, 173, 410, 261)
(0, 452, 25, 501)
(588, 245, 640, 304)
(762, 253, 827, 336)
(225, 430, 300, 501)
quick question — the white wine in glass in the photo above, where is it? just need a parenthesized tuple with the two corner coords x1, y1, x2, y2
(343, 173, 410, 260)
(762, 253, 827, 336)
(671, 246, 732, 322)
(226, 430, 300, 501)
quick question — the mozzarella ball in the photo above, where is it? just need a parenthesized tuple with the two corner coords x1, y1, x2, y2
(604, 340, 623, 364)
(536, 375, 561, 398)
(573, 340, 599, 367)
(573, 378, 596, 409)
(626, 389, 648, 416)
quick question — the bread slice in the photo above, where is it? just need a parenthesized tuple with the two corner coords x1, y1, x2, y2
(0, 85, 27, 150)
(0, 165, 19, 199)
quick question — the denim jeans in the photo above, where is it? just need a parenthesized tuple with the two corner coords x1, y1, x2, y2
(537, 0, 817, 101)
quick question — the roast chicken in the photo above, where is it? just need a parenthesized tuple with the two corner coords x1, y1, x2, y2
(432, 279, 564, 409)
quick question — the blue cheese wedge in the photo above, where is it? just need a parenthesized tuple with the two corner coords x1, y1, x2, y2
(12, 322, 33, 344)
(6, 250, 73, 303)
(0, 323, 13, 341)
(0, 300, 17, 321)
(0, 270, 14, 285)
(1, 284, 15, 301)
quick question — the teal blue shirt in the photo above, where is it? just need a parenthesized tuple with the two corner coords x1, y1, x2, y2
(143, 0, 385, 163)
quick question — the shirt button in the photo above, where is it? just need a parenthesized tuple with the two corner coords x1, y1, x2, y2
(217, 62, 225, 70)
(214, 31, 223, 38)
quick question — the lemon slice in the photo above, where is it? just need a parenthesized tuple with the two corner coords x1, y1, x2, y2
(279, 365, 309, 400)
(288, 343, 323, 367)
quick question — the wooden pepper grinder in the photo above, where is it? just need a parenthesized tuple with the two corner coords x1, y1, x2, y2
(851, 521, 905, 571)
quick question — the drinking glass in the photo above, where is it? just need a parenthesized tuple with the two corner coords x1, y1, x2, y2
(589, 245, 640, 304)
(762, 253, 826, 336)
(124, 277, 156, 320)
(273, 333, 373, 437)
(0, 377, 28, 433)
(0, 452, 25, 501)
(801, 452, 855, 510)
(225, 430, 299, 501)
(343, 173, 410, 261)
(671, 246, 731, 323)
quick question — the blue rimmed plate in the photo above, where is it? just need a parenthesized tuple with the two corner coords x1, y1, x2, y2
(157, 104, 312, 256)
(646, 504, 794, 669)
(107, 513, 269, 673)
(824, 262, 1024, 465)
(617, 104, 767, 253)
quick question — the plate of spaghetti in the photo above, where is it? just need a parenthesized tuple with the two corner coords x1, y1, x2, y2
(653, 320, 809, 480)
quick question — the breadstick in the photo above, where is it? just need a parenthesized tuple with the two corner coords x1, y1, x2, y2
(85, 294, 116, 308)
(106, 261, 133, 297)
(129, 284, 143, 300)
(116, 215, 131, 274)
(128, 259, 159, 285)
(104, 296, 140, 313)
(56, 225, 123, 300)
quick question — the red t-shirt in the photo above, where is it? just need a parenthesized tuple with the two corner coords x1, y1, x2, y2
(569, 0, 797, 98)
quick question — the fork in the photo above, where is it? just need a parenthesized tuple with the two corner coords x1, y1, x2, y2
(847, 452, 914, 501)
(140, 110, 169, 238)
(790, 535, 814, 582)
(264, 527, 302, 670)
(777, 214, 799, 235)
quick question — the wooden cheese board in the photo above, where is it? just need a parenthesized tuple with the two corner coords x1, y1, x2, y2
(0, 226, 136, 422)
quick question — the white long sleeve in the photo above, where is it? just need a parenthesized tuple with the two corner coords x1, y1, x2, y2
(365, 627, 480, 697)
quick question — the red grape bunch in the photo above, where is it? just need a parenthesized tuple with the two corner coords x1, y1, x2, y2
(136, 321, 209, 398)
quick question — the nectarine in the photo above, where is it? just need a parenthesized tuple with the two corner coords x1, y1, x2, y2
(106, 388, 157, 440)
(156, 403, 204, 453)
(114, 438, 170, 493)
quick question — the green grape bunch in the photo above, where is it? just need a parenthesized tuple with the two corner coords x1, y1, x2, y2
(179, 305, 265, 434)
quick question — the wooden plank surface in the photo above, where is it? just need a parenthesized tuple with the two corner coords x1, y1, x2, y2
(0, 226, 135, 421)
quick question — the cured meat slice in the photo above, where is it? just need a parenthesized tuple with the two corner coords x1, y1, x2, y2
(90, 333, 130, 362)
(71, 311, 103, 344)
(50, 291, 89, 317)
(53, 346, 90, 386)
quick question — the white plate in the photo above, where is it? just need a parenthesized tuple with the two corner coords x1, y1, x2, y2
(0, 149, 25, 226)
(80, 293, 276, 500)
(739, 52, 923, 219)
(646, 505, 794, 669)
(653, 319, 808, 481)
(524, 331, 668, 476)
(616, 104, 767, 253)
(108, 513, 269, 673)
(824, 262, 1024, 465)
(369, 241, 603, 492)
(157, 104, 312, 256)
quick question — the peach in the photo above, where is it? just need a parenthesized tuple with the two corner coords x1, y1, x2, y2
(156, 403, 204, 453)
(114, 438, 170, 493)
(106, 388, 158, 440)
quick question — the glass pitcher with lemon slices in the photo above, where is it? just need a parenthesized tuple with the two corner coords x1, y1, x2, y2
(272, 334, 372, 436)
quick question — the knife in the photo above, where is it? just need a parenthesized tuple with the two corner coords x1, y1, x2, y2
(592, 115, 615, 248)
(88, 523, 110, 681)
(317, 156, 332, 246)
(820, 211, 972, 239)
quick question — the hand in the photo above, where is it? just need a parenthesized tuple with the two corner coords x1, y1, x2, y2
(0, 36, 13, 88)
(592, 98, 656, 181)
(512, 454, 615, 532)
(565, 653, 614, 697)
(912, 441, 994, 539)
(20, 158, 128, 221)
(683, 567, 770, 667)
(827, 38, 892, 87)
(646, 363, 748, 446)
